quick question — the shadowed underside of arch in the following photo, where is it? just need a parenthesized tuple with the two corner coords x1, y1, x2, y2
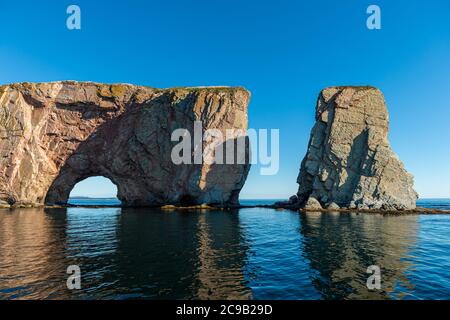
(0, 81, 251, 207)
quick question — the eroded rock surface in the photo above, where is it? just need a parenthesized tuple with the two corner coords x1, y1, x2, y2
(0, 81, 250, 207)
(295, 86, 417, 210)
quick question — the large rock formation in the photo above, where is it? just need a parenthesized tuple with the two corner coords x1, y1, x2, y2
(296, 86, 418, 210)
(0, 81, 250, 207)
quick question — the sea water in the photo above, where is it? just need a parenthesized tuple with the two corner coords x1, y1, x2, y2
(0, 199, 449, 299)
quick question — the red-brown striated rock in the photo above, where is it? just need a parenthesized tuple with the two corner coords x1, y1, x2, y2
(0, 81, 250, 207)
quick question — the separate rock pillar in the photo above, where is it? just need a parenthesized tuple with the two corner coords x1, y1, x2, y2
(295, 86, 418, 210)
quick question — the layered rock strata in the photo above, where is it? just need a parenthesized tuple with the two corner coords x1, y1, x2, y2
(0, 81, 250, 207)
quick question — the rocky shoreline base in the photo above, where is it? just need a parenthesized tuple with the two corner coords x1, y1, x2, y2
(1, 202, 449, 215)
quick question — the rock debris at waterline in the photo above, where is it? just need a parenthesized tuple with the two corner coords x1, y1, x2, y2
(2, 203, 449, 215)
(0, 81, 251, 207)
(288, 86, 418, 211)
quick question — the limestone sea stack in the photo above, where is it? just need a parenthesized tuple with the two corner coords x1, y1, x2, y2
(0, 81, 250, 207)
(295, 86, 418, 210)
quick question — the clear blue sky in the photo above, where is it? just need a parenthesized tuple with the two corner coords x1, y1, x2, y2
(1, 0, 449, 199)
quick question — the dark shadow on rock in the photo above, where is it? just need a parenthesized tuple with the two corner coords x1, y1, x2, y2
(55, 102, 119, 120)
(331, 129, 370, 206)
(203, 135, 251, 206)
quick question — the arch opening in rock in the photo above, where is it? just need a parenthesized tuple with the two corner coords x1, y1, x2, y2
(45, 172, 122, 206)
(67, 176, 121, 206)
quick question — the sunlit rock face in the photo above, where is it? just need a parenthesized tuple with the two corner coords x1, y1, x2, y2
(0, 81, 251, 207)
(296, 86, 418, 210)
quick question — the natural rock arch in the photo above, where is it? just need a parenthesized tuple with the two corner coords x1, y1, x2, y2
(43, 109, 158, 206)
(0, 81, 251, 207)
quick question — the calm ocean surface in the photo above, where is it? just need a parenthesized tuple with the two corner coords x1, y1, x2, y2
(1, 199, 450, 300)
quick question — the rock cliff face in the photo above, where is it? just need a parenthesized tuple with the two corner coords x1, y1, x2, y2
(0, 81, 250, 207)
(295, 86, 418, 210)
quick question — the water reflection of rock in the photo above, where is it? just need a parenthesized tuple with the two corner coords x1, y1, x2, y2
(115, 208, 251, 299)
(299, 212, 418, 299)
(0, 207, 251, 299)
(195, 210, 251, 299)
(61, 207, 122, 299)
(0, 208, 69, 299)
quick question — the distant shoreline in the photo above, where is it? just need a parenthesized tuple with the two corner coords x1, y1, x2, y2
(69, 196, 118, 200)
